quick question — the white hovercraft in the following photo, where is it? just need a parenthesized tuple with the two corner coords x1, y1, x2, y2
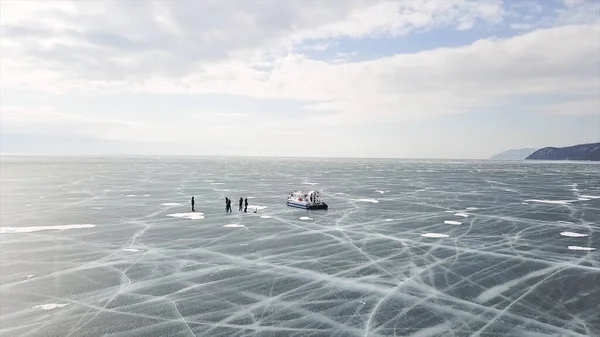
(286, 190, 328, 210)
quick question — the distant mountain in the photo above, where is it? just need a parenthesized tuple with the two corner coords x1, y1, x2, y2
(525, 142, 600, 161)
(489, 148, 538, 160)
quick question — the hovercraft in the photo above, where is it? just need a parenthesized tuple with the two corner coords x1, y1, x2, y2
(286, 190, 328, 210)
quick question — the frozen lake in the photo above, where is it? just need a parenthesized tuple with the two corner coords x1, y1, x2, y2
(1, 156, 599, 336)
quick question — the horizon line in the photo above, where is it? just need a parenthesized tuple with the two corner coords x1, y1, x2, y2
(1, 152, 492, 160)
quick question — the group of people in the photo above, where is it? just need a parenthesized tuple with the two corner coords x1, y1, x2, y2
(225, 197, 250, 212)
(191, 196, 251, 213)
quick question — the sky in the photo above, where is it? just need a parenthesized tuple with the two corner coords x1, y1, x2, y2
(1, 0, 599, 159)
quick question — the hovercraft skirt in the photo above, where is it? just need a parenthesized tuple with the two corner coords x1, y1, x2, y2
(308, 203, 328, 210)
(286, 202, 328, 210)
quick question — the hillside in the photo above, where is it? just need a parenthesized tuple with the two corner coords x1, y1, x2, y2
(525, 142, 600, 161)
(489, 148, 538, 160)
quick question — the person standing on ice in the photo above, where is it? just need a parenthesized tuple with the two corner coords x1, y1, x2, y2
(191, 196, 195, 212)
(239, 197, 243, 211)
(244, 198, 248, 213)
(225, 197, 229, 212)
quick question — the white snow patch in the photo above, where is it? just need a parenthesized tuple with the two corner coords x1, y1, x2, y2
(557, 221, 574, 224)
(384, 219, 394, 222)
(126, 194, 136, 197)
(444, 221, 462, 225)
(212, 183, 225, 185)
(455, 213, 469, 218)
(123, 248, 141, 252)
(223, 224, 245, 228)
(90, 207, 104, 210)
(260, 215, 272, 219)
(568, 246, 596, 251)
(580, 195, 600, 199)
(167, 212, 205, 220)
(35, 303, 70, 310)
(240, 243, 249, 246)
(22, 275, 36, 280)
(525, 199, 574, 205)
(560, 232, 589, 238)
(466, 207, 479, 210)
(353, 199, 379, 203)
(38, 196, 46, 199)
(161, 203, 181, 206)
(299, 217, 313, 221)
(421, 233, 450, 238)
(1, 224, 96, 234)
(333, 192, 346, 195)
(375, 190, 386, 194)
(249, 205, 268, 210)
(444, 210, 455, 213)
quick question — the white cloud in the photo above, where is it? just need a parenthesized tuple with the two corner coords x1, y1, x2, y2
(128, 24, 598, 125)
(1, 0, 504, 87)
(0, 0, 598, 157)
(531, 98, 600, 115)
(1, 106, 145, 140)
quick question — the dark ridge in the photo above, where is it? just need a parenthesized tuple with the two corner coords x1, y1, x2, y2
(525, 142, 600, 161)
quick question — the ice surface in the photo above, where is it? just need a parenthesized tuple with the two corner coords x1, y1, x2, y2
(560, 231, 589, 238)
(1, 157, 599, 337)
(444, 220, 462, 225)
(421, 233, 450, 238)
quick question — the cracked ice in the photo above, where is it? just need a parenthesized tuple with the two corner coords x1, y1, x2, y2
(1, 157, 599, 336)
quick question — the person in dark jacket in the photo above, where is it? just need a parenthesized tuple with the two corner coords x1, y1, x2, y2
(225, 197, 229, 212)
(191, 196, 195, 212)
(239, 197, 243, 211)
(244, 198, 248, 213)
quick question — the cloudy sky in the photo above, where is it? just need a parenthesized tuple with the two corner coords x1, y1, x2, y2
(1, 0, 599, 158)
